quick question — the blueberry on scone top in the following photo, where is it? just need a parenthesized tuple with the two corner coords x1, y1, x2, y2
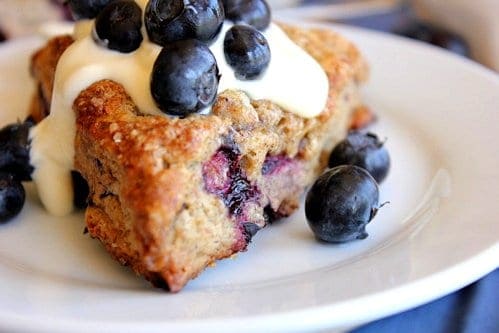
(224, 25, 271, 80)
(67, 0, 115, 19)
(150, 39, 220, 116)
(145, 0, 225, 45)
(222, 0, 271, 30)
(93, 0, 143, 53)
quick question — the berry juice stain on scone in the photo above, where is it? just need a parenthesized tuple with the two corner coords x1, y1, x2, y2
(203, 146, 310, 247)
(202, 146, 261, 219)
(202, 146, 262, 250)
(261, 154, 295, 176)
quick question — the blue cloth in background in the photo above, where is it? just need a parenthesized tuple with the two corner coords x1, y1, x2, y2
(351, 269, 499, 333)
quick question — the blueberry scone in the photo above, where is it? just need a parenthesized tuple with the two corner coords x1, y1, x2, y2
(27, 0, 368, 291)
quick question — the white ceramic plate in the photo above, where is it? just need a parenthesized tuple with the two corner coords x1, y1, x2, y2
(0, 23, 498, 333)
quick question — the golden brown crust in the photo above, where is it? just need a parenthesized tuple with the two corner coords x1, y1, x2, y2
(30, 35, 73, 121)
(74, 81, 233, 290)
(30, 24, 368, 291)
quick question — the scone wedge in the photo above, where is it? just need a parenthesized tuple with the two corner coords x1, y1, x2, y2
(30, 24, 368, 291)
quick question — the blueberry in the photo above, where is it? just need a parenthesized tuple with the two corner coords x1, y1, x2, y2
(328, 132, 390, 183)
(224, 25, 271, 80)
(93, 0, 143, 53)
(0, 122, 34, 181)
(145, 0, 225, 45)
(223, 0, 271, 30)
(72, 171, 89, 209)
(151, 39, 220, 116)
(0, 173, 25, 224)
(305, 165, 379, 243)
(242, 222, 260, 243)
(67, 0, 114, 19)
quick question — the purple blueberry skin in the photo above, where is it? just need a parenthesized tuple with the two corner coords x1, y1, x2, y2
(222, 0, 271, 31)
(224, 25, 271, 80)
(0, 173, 25, 224)
(0, 121, 34, 181)
(328, 132, 390, 184)
(305, 165, 379, 243)
(93, 0, 143, 53)
(151, 39, 220, 116)
(145, 0, 225, 45)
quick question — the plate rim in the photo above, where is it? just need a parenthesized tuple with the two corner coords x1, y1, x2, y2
(0, 21, 498, 333)
(0, 246, 497, 333)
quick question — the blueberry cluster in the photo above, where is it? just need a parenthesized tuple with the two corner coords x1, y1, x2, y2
(147, 0, 272, 116)
(305, 132, 390, 243)
(0, 120, 90, 223)
(0, 122, 32, 223)
(69, 0, 272, 116)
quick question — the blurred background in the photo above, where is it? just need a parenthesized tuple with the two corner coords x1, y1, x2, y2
(273, 0, 498, 71)
(0, 0, 497, 71)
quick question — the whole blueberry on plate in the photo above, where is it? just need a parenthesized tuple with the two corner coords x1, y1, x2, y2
(67, 0, 114, 19)
(329, 132, 390, 183)
(224, 24, 271, 80)
(0, 173, 25, 224)
(151, 39, 220, 116)
(305, 165, 379, 243)
(223, 0, 271, 30)
(93, 0, 143, 53)
(145, 0, 225, 45)
(0, 121, 34, 181)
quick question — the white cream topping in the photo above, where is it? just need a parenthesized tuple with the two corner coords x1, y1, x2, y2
(30, 1, 329, 216)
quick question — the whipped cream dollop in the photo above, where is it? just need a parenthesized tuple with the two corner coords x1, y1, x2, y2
(30, 0, 329, 216)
